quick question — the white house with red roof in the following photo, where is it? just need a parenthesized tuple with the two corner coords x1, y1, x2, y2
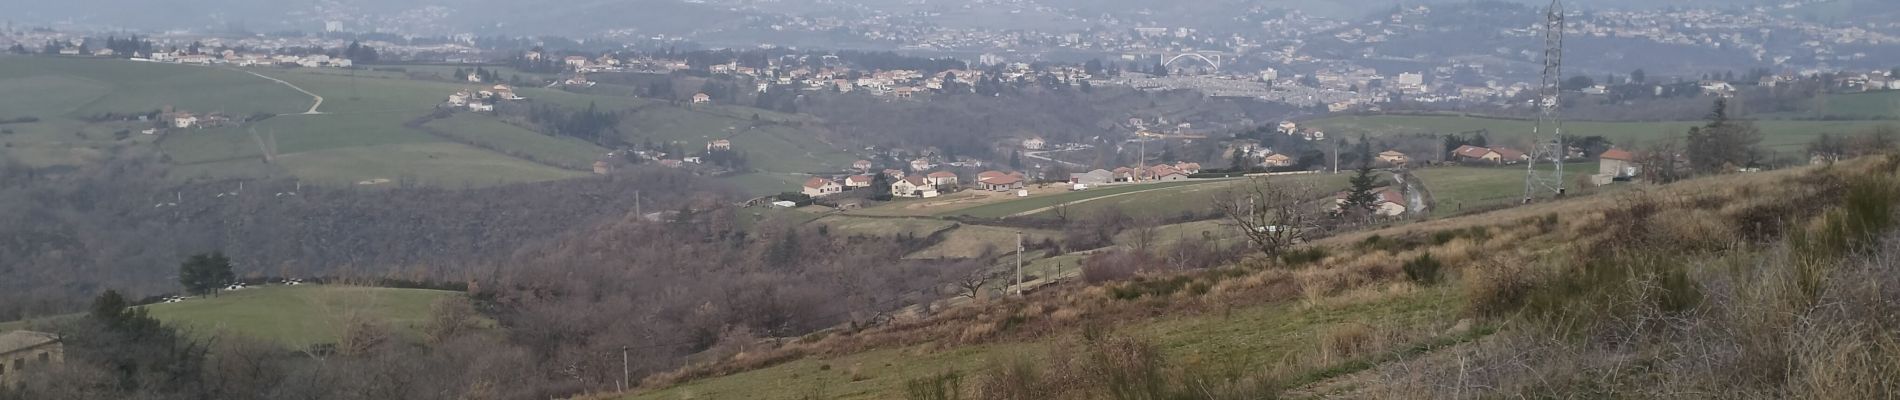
(802, 177, 845, 197)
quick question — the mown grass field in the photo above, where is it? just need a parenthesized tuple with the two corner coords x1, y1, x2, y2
(2, 56, 856, 189)
(0, 285, 469, 348)
(271, 142, 588, 188)
(626, 286, 1461, 400)
(0, 56, 309, 168)
(1306, 114, 1889, 153)
(1415, 162, 1598, 217)
(717, 172, 815, 197)
(143, 285, 464, 348)
(422, 113, 611, 170)
(905, 225, 1060, 260)
(813, 215, 959, 238)
(940, 180, 1233, 219)
(1812, 90, 1900, 120)
(1029, 174, 1352, 221)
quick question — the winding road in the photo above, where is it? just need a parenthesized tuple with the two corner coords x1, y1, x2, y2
(230, 68, 324, 115)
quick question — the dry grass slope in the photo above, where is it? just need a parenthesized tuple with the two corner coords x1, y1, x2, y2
(619, 155, 1900, 400)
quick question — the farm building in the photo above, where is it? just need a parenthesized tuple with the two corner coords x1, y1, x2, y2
(0, 330, 64, 387)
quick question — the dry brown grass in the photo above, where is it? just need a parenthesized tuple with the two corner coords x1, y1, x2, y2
(641, 159, 1897, 397)
(1317, 322, 1377, 365)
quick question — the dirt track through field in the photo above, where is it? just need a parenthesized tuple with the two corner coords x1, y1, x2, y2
(1007, 180, 1225, 217)
(230, 68, 324, 114)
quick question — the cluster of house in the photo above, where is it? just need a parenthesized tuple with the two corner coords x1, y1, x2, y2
(164, 110, 233, 130)
(1067, 162, 1203, 185)
(445, 84, 524, 112)
(801, 165, 1031, 199)
(142, 50, 354, 68)
(538, 50, 1089, 99)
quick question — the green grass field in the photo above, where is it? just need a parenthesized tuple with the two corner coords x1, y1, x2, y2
(1306, 114, 1890, 153)
(143, 285, 465, 347)
(1, 56, 853, 188)
(0, 285, 470, 348)
(814, 215, 959, 238)
(422, 113, 611, 170)
(1812, 91, 1900, 120)
(718, 172, 815, 197)
(905, 225, 1060, 260)
(1416, 162, 1597, 217)
(0, 56, 311, 168)
(272, 142, 587, 188)
(1031, 174, 1352, 221)
(941, 180, 1233, 219)
(627, 286, 1460, 400)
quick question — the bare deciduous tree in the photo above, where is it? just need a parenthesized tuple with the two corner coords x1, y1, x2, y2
(952, 263, 996, 299)
(1214, 177, 1318, 257)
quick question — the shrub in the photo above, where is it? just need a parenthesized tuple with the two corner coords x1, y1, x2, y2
(1463, 262, 1533, 318)
(975, 356, 1051, 400)
(904, 371, 963, 400)
(1085, 336, 1169, 400)
(1279, 246, 1330, 266)
(1402, 254, 1444, 285)
(1081, 249, 1146, 283)
(1318, 322, 1376, 364)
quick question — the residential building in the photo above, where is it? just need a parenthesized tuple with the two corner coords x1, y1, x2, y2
(844, 175, 874, 188)
(892, 176, 940, 198)
(1261, 153, 1294, 167)
(0, 330, 63, 387)
(1069, 169, 1114, 185)
(977, 174, 1025, 191)
(925, 171, 960, 187)
(852, 159, 873, 171)
(692, 93, 712, 103)
(1491, 147, 1528, 164)
(1594, 148, 1642, 185)
(707, 139, 732, 151)
(801, 177, 845, 197)
(1022, 137, 1046, 150)
(173, 113, 198, 128)
(1334, 187, 1409, 217)
(1377, 150, 1410, 166)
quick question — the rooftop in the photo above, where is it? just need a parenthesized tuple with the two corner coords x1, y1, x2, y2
(0, 330, 59, 355)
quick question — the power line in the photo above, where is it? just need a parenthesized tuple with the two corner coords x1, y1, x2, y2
(1524, 0, 1567, 203)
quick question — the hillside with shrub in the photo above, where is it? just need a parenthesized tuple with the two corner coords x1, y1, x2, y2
(617, 155, 1900, 399)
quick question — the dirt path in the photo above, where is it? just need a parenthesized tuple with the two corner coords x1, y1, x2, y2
(230, 68, 324, 115)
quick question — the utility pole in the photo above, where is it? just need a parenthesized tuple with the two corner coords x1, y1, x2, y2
(634, 190, 642, 219)
(1332, 138, 1340, 174)
(1137, 136, 1147, 182)
(620, 346, 629, 392)
(1015, 231, 1024, 296)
